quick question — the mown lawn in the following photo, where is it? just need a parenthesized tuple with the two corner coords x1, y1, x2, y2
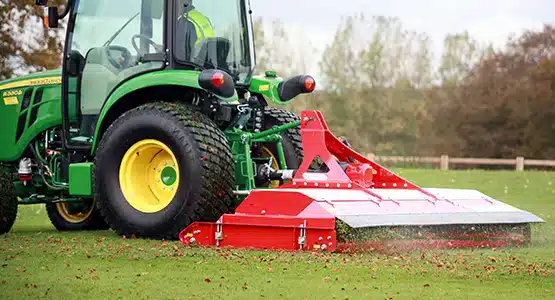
(1, 169, 553, 299)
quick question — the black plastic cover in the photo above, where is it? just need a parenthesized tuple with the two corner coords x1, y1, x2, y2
(198, 69, 236, 98)
(277, 75, 315, 102)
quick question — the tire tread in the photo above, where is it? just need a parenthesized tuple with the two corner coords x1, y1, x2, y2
(94, 102, 234, 240)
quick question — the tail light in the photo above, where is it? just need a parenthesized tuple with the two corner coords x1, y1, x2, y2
(198, 69, 235, 98)
(277, 75, 317, 101)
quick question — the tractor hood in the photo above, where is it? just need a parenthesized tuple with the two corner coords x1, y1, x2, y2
(0, 69, 62, 91)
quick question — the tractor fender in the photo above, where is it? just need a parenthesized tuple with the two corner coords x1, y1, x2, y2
(90, 70, 239, 155)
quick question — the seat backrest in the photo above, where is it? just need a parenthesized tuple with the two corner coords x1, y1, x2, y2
(80, 47, 118, 116)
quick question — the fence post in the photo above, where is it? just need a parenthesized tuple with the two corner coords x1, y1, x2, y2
(440, 155, 449, 170)
(516, 157, 524, 171)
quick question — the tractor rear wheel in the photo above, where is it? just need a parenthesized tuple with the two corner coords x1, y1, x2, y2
(94, 102, 235, 240)
(45, 198, 108, 231)
(0, 167, 18, 234)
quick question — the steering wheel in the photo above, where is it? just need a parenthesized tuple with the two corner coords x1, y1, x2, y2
(105, 45, 132, 70)
(131, 34, 164, 56)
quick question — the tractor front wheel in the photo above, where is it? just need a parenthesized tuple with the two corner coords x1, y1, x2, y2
(94, 102, 235, 240)
(0, 167, 18, 234)
(256, 107, 304, 187)
(45, 198, 108, 231)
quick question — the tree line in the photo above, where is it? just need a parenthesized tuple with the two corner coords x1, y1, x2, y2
(1, 1, 554, 159)
(255, 16, 555, 159)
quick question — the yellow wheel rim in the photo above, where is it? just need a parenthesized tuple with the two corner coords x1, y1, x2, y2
(119, 139, 180, 213)
(261, 146, 281, 188)
(56, 200, 94, 224)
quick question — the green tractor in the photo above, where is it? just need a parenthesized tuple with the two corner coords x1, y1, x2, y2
(0, 0, 315, 239)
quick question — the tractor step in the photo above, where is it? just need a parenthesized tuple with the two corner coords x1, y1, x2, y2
(179, 110, 545, 252)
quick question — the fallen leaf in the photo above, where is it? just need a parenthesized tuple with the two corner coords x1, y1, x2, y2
(91, 276, 100, 280)
(204, 278, 211, 283)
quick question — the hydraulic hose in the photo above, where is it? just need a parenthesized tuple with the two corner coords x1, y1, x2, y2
(27, 144, 68, 191)
(34, 140, 49, 165)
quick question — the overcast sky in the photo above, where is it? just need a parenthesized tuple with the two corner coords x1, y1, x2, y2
(250, 0, 555, 78)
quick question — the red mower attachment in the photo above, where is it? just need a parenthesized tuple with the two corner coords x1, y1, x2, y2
(179, 110, 544, 252)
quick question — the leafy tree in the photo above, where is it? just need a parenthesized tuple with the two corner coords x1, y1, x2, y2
(252, 17, 312, 78)
(0, 0, 66, 80)
(434, 25, 555, 159)
(317, 14, 434, 155)
(438, 31, 492, 85)
(251, 16, 317, 111)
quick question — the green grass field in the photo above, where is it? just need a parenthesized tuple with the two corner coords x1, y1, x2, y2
(1, 169, 553, 299)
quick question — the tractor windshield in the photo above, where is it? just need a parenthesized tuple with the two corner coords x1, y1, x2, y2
(173, 0, 255, 85)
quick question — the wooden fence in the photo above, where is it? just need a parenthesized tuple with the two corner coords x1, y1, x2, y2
(367, 154, 555, 171)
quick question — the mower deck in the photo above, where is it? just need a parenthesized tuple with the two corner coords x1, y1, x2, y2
(179, 110, 545, 252)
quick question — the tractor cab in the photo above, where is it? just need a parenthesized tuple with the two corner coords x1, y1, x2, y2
(42, 0, 256, 148)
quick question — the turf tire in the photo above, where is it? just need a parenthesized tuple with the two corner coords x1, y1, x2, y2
(0, 167, 17, 235)
(45, 199, 108, 231)
(94, 102, 235, 240)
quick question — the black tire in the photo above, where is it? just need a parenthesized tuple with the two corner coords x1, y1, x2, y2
(94, 102, 235, 240)
(259, 107, 304, 170)
(45, 198, 108, 231)
(0, 167, 17, 235)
